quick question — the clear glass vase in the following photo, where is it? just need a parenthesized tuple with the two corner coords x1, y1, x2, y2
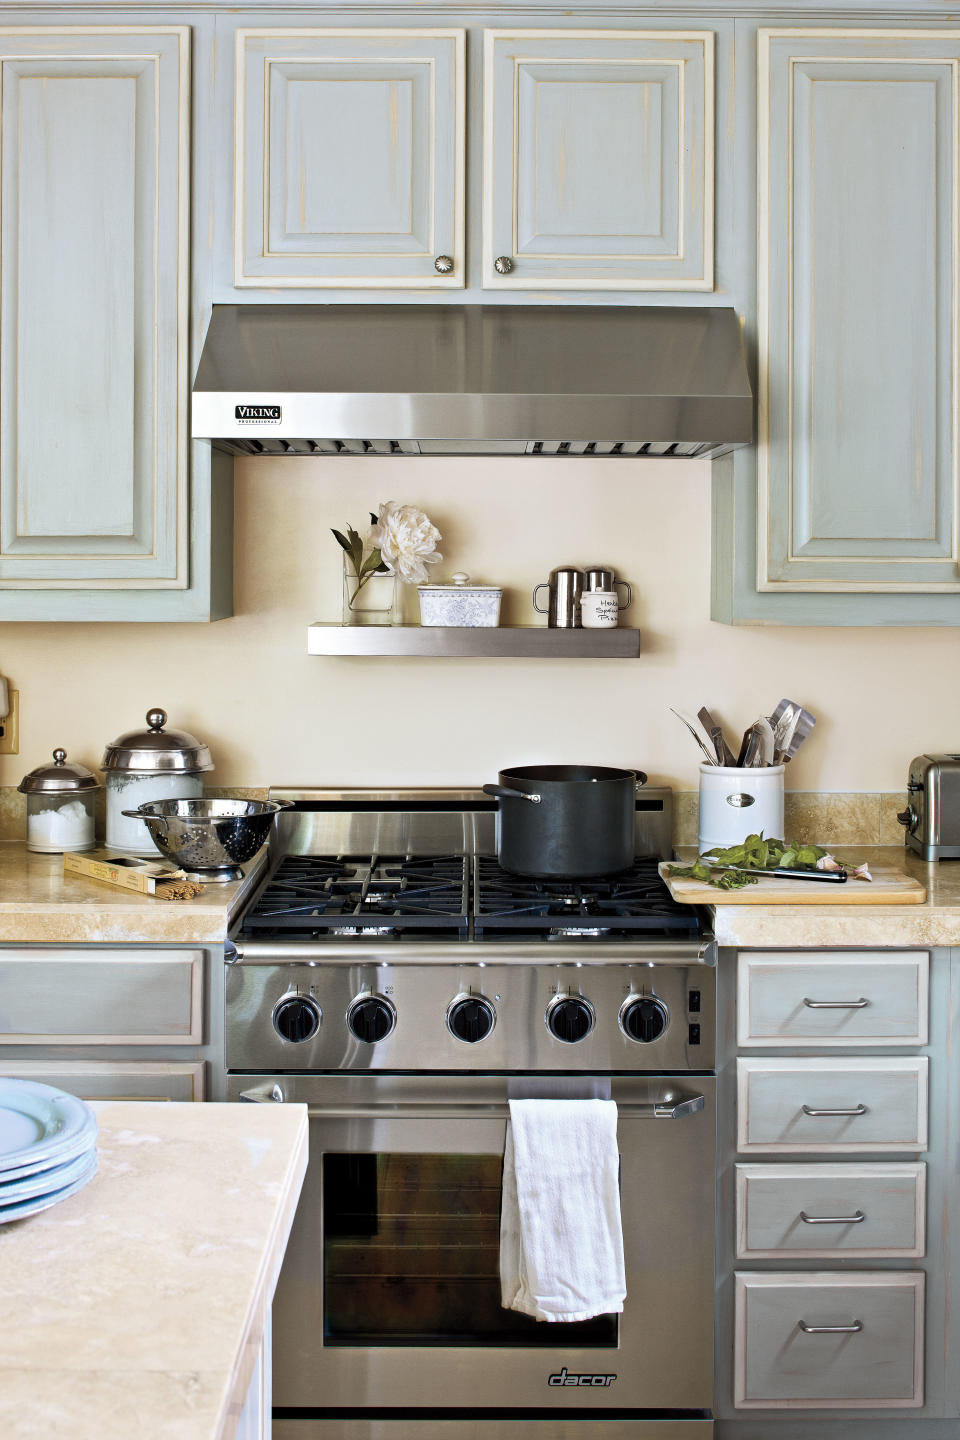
(342, 558, 398, 625)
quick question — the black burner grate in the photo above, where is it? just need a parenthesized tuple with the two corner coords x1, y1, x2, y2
(472, 856, 700, 939)
(240, 854, 470, 939)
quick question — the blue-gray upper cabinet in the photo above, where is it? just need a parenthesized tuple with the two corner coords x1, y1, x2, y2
(235, 29, 465, 289)
(0, 27, 191, 598)
(714, 27, 960, 625)
(483, 29, 714, 291)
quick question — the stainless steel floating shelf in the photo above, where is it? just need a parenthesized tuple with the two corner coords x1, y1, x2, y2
(306, 625, 643, 658)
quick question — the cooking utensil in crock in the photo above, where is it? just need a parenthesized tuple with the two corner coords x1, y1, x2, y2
(482, 764, 647, 878)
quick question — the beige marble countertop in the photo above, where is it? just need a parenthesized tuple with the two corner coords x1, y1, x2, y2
(0, 844, 267, 943)
(676, 845, 960, 947)
(0, 1100, 308, 1440)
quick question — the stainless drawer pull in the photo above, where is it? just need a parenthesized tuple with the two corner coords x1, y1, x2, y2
(803, 997, 869, 1009)
(801, 1103, 868, 1117)
(800, 1209, 865, 1225)
(798, 1319, 863, 1335)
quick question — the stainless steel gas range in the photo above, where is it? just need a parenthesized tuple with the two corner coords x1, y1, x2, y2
(225, 789, 716, 1440)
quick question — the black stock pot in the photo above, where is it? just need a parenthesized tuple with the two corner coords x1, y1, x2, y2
(482, 764, 647, 879)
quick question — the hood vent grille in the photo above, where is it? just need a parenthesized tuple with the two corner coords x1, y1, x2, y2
(218, 437, 722, 460)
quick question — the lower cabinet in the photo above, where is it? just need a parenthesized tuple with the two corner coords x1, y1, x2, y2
(0, 1058, 204, 1102)
(734, 1272, 925, 1409)
(736, 1162, 926, 1261)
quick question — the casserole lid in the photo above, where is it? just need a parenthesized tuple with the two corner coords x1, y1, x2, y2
(18, 749, 100, 794)
(417, 571, 502, 594)
(101, 709, 214, 774)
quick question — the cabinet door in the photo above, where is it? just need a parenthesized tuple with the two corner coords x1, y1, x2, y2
(757, 28, 960, 595)
(483, 29, 713, 290)
(0, 1060, 204, 1102)
(236, 29, 465, 288)
(0, 28, 189, 590)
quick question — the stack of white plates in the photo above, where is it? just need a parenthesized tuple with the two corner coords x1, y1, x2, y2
(0, 1078, 98, 1224)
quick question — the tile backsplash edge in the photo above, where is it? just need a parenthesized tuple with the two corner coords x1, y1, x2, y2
(0, 785, 906, 848)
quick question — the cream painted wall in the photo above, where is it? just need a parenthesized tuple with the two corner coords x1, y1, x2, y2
(0, 454, 955, 793)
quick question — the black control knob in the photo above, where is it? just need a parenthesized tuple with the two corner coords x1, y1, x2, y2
(447, 994, 496, 1044)
(272, 994, 321, 1044)
(347, 994, 396, 1044)
(620, 995, 668, 1044)
(546, 994, 595, 1044)
(897, 808, 915, 829)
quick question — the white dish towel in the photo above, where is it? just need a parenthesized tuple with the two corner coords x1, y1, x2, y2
(500, 1098, 626, 1322)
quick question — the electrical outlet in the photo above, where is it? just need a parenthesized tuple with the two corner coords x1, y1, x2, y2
(0, 690, 19, 754)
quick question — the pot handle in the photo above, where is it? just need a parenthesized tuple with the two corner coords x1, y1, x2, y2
(635, 772, 648, 789)
(482, 784, 542, 805)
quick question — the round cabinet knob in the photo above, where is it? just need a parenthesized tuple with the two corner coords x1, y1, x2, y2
(434, 255, 454, 274)
(272, 994, 322, 1044)
(347, 993, 397, 1044)
(446, 993, 496, 1044)
(494, 256, 514, 275)
(619, 995, 669, 1044)
(546, 994, 595, 1044)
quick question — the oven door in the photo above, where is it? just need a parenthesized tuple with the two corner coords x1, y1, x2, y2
(231, 1074, 715, 1422)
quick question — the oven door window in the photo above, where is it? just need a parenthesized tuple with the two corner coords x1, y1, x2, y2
(323, 1153, 618, 1348)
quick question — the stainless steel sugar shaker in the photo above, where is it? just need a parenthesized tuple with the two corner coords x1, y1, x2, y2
(532, 567, 584, 628)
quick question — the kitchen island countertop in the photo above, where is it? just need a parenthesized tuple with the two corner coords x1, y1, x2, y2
(676, 845, 960, 947)
(0, 842, 267, 943)
(0, 1099, 308, 1440)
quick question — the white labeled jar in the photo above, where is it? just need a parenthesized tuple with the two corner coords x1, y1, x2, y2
(698, 763, 785, 855)
(19, 750, 99, 853)
(101, 709, 214, 856)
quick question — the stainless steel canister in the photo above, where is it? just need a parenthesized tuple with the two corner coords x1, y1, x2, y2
(532, 567, 583, 628)
(101, 708, 214, 855)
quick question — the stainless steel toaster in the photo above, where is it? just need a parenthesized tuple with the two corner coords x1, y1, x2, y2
(899, 754, 960, 859)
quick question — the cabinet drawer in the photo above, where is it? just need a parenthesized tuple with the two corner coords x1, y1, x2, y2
(738, 951, 928, 1046)
(734, 1271, 924, 1408)
(0, 949, 203, 1044)
(737, 1058, 928, 1153)
(735, 1163, 925, 1259)
(0, 1060, 204, 1102)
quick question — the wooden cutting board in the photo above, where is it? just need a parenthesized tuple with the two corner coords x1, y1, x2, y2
(658, 862, 926, 905)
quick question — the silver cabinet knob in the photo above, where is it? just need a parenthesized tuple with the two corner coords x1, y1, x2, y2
(434, 255, 454, 274)
(494, 256, 514, 275)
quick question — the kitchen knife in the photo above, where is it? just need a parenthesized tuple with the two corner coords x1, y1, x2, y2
(700, 862, 848, 883)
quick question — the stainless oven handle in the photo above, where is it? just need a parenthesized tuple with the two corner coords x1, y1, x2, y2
(237, 1085, 705, 1120)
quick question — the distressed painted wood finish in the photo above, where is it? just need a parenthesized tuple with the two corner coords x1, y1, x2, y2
(735, 1162, 926, 1259)
(736, 1056, 929, 1153)
(0, 27, 189, 589)
(734, 1271, 925, 1409)
(483, 29, 713, 289)
(757, 28, 960, 595)
(236, 28, 465, 287)
(737, 951, 929, 1047)
(0, 1059, 205, 1102)
(0, 948, 203, 1044)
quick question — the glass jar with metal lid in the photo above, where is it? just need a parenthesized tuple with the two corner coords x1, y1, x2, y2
(101, 708, 214, 856)
(19, 750, 100, 853)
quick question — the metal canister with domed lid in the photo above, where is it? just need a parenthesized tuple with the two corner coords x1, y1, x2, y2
(19, 749, 100, 853)
(101, 709, 214, 855)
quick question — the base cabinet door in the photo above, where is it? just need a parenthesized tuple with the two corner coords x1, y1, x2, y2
(735, 1272, 925, 1409)
(483, 29, 713, 290)
(0, 1060, 205, 1102)
(235, 29, 465, 288)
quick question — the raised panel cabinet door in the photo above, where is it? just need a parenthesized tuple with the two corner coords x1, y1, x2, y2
(483, 29, 713, 290)
(737, 950, 929, 1047)
(758, 29, 960, 593)
(737, 1057, 929, 1153)
(735, 1162, 926, 1259)
(236, 29, 465, 288)
(0, 27, 189, 589)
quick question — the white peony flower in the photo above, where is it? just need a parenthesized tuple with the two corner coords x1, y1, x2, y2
(370, 501, 442, 585)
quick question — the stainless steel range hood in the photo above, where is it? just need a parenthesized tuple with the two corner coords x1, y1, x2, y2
(192, 304, 753, 459)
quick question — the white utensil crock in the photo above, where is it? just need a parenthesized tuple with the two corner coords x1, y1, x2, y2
(698, 763, 785, 854)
